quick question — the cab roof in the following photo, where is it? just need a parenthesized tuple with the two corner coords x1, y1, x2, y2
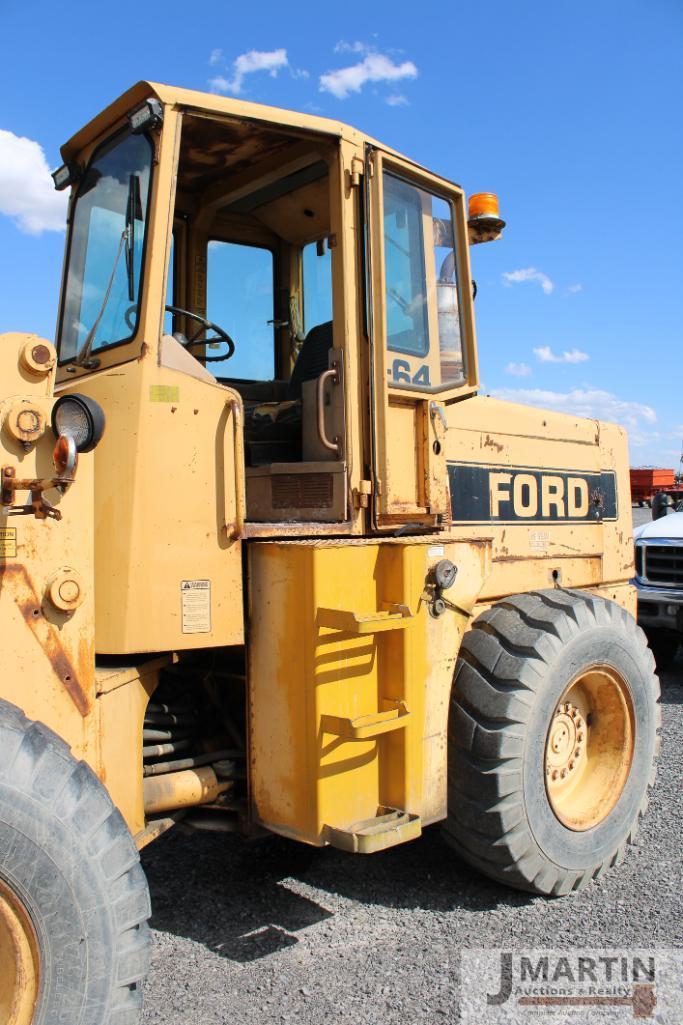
(61, 80, 409, 165)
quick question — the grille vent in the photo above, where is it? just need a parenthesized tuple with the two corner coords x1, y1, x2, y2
(272, 474, 333, 509)
(642, 544, 683, 587)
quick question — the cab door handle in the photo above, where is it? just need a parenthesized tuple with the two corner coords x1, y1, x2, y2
(316, 364, 342, 458)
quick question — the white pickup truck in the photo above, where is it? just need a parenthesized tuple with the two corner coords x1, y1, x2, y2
(634, 506, 683, 667)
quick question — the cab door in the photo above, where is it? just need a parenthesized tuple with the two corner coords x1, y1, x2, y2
(366, 147, 479, 530)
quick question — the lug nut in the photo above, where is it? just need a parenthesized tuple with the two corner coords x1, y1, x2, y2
(569, 760, 575, 770)
(560, 769, 567, 779)
(551, 770, 559, 781)
(577, 732, 584, 742)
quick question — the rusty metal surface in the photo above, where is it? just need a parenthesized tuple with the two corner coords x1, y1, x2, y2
(0, 563, 91, 717)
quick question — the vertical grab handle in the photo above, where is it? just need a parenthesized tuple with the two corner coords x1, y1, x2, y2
(317, 363, 341, 458)
(226, 399, 245, 540)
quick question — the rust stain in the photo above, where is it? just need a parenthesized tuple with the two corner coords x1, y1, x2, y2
(138, 341, 151, 361)
(482, 434, 504, 453)
(0, 563, 92, 717)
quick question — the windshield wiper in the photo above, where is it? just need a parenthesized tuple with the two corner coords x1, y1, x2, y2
(71, 175, 141, 369)
(125, 173, 141, 303)
(71, 228, 127, 368)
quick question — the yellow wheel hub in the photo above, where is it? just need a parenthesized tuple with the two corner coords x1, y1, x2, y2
(0, 878, 40, 1025)
(545, 666, 635, 831)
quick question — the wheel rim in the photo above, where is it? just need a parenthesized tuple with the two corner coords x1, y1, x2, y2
(0, 878, 40, 1025)
(545, 665, 635, 831)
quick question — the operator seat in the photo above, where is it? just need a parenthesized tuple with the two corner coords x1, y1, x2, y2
(244, 320, 333, 465)
(286, 320, 333, 400)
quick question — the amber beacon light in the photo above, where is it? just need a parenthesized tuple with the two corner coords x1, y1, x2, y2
(467, 192, 506, 244)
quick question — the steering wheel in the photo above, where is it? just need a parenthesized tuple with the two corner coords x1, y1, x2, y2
(164, 305, 236, 362)
(124, 304, 236, 362)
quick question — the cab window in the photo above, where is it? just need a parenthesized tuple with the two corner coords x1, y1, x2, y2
(58, 130, 153, 364)
(383, 174, 429, 357)
(206, 241, 275, 380)
(382, 171, 464, 389)
(303, 239, 332, 332)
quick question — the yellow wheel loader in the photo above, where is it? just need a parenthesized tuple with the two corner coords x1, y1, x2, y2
(0, 83, 659, 1023)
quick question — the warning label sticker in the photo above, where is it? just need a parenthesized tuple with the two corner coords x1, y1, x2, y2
(181, 579, 211, 634)
(529, 530, 550, 553)
(0, 528, 17, 558)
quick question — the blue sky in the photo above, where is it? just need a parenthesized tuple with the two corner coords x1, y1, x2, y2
(1, 0, 681, 466)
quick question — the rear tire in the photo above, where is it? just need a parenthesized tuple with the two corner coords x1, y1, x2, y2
(444, 590, 660, 895)
(0, 701, 151, 1024)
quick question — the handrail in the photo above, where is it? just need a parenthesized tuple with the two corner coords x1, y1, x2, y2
(316, 364, 341, 458)
(227, 399, 245, 540)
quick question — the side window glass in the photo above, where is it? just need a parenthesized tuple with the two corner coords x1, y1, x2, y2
(206, 241, 275, 380)
(302, 240, 332, 333)
(382, 171, 464, 389)
(383, 174, 429, 356)
(432, 195, 463, 386)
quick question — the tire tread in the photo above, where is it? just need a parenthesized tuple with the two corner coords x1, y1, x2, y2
(0, 700, 150, 1024)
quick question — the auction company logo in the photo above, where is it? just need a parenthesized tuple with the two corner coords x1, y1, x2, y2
(460, 948, 683, 1024)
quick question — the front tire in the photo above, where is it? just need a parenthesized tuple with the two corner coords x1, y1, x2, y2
(444, 590, 660, 895)
(0, 701, 151, 1024)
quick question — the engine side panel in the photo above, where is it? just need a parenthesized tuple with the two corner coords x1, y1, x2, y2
(443, 395, 633, 600)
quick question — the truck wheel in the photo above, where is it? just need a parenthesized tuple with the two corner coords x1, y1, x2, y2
(0, 701, 151, 1024)
(444, 590, 660, 896)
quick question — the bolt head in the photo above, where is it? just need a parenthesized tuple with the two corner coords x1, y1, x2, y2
(59, 579, 80, 603)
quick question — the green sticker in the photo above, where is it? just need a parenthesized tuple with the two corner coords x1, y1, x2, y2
(150, 385, 180, 403)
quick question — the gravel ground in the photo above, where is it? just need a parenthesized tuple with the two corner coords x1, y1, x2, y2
(141, 506, 682, 1024)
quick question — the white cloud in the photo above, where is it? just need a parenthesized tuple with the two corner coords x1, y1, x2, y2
(320, 50, 418, 100)
(567, 283, 582, 293)
(209, 48, 223, 66)
(534, 345, 589, 364)
(491, 386, 657, 432)
(0, 129, 67, 235)
(502, 267, 555, 294)
(505, 361, 532, 377)
(209, 48, 289, 95)
(386, 93, 409, 107)
(334, 40, 368, 54)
